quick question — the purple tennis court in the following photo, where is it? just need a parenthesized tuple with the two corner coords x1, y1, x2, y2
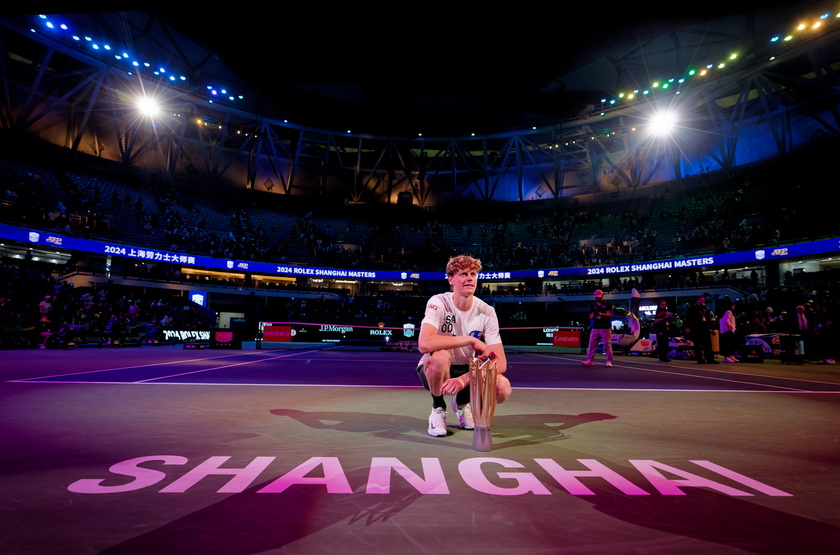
(3, 345, 839, 554)
(4, 5, 840, 555)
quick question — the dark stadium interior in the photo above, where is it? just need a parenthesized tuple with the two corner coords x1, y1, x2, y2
(1, 5, 840, 554)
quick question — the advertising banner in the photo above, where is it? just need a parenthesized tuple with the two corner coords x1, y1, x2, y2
(553, 330, 581, 347)
(210, 329, 242, 349)
(263, 325, 292, 342)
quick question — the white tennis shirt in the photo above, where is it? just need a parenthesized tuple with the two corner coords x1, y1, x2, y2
(418, 292, 502, 366)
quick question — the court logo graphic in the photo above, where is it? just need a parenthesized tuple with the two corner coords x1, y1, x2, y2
(755, 249, 765, 261)
(67, 456, 794, 497)
(403, 323, 415, 338)
(29, 231, 40, 242)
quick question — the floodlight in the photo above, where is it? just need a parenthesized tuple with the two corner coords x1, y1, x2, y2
(136, 96, 160, 117)
(649, 110, 678, 136)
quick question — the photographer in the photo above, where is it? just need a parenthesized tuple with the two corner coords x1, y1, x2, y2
(654, 300, 674, 362)
(685, 295, 719, 364)
(583, 290, 613, 367)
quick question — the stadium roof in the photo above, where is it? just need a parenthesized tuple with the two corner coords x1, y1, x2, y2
(160, 1, 813, 137)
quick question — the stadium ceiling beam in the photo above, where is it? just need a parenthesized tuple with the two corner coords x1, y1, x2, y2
(345, 139, 406, 204)
(2, 10, 840, 206)
(346, 136, 370, 204)
(250, 121, 292, 194)
(758, 56, 840, 141)
(288, 129, 330, 195)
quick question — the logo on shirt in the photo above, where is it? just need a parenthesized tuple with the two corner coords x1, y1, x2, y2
(441, 313, 455, 333)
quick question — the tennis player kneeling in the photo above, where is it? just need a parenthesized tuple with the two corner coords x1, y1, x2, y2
(415, 255, 511, 438)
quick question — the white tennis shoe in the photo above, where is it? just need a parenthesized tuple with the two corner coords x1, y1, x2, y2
(428, 407, 447, 437)
(450, 397, 474, 430)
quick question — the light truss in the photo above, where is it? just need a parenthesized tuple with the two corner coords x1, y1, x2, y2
(0, 11, 839, 206)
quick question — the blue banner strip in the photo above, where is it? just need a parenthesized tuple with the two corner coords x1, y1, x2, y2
(4, 223, 837, 281)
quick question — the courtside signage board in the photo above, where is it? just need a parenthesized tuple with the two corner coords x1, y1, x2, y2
(210, 329, 242, 349)
(553, 330, 581, 347)
(4, 223, 838, 281)
(258, 322, 414, 347)
(262, 325, 292, 342)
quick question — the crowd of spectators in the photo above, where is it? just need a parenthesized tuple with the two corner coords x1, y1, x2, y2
(631, 273, 840, 364)
(1, 225, 837, 364)
(3, 144, 833, 277)
(0, 254, 213, 349)
(0, 137, 838, 361)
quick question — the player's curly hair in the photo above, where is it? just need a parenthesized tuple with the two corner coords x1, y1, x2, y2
(446, 255, 482, 276)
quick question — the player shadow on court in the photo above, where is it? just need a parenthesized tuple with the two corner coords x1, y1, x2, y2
(543, 478, 840, 553)
(98, 466, 427, 554)
(270, 408, 615, 449)
(492, 412, 616, 448)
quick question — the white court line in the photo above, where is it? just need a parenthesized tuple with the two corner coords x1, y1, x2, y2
(9, 381, 840, 394)
(7, 349, 323, 383)
(133, 351, 317, 383)
(9, 350, 840, 394)
(533, 353, 834, 391)
(19, 381, 424, 388)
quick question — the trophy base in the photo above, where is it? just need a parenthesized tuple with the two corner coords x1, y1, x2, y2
(472, 426, 492, 452)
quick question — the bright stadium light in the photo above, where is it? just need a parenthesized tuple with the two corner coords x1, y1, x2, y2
(648, 110, 678, 136)
(136, 96, 160, 117)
